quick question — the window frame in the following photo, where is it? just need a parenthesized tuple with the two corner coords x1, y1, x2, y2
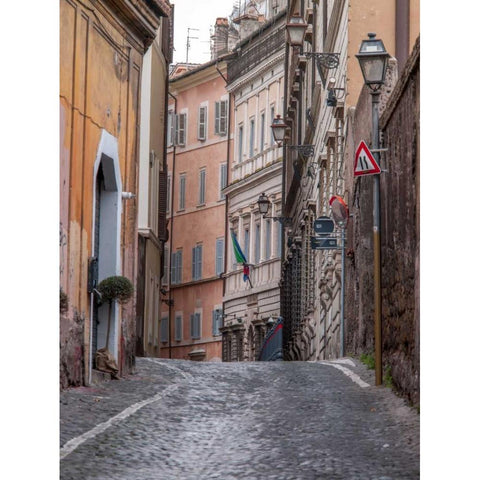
(198, 105, 207, 141)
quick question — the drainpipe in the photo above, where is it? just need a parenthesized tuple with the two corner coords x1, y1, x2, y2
(216, 61, 231, 357)
(167, 90, 177, 360)
(395, 0, 410, 73)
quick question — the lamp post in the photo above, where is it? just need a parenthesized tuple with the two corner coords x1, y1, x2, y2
(356, 33, 389, 386)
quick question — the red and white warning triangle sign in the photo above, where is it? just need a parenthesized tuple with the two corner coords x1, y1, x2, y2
(354, 140, 381, 176)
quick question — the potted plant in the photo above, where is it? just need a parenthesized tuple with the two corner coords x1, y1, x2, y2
(96, 275, 133, 378)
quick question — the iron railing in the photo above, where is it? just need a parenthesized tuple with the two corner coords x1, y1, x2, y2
(228, 27, 285, 83)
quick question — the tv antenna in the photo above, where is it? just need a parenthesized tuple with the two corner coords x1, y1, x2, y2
(186, 27, 199, 64)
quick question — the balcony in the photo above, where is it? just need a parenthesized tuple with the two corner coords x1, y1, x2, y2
(232, 145, 282, 183)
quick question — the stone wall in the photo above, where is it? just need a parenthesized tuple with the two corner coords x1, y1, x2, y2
(344, 38, 420, 406)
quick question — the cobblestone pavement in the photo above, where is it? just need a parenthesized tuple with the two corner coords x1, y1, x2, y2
(60, 358, 419, 480)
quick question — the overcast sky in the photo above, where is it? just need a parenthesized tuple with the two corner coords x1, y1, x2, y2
(172, 0, 236, 64)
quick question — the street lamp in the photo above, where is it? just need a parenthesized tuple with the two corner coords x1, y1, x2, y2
(270, 115, 314, 158)
(355, 33, 390, 91)
(356, 33, 390, 386)
(286, 12, 308, 46)
(271, 115, 287, 146)
(257, 193, 291, 226)
(257, 192, 270, 216)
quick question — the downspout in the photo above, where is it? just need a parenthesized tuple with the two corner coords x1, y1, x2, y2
(167, 90, 177, 360)
(395, 0, 410, 73)
(217, 61, 231, 354)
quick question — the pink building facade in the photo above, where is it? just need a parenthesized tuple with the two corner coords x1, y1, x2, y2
(160, 58, 232, 361)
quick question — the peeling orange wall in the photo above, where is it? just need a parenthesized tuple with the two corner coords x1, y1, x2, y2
(60, 0, 145, 383)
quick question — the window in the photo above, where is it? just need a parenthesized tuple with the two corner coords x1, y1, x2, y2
(198, 168, 206, 205)
(177, 113, 186, 146)
(215, 100, 228, 136)
(215, 237, 224, 275)
(174, 314, 182, 341)
(249, 118, 255, 157)
(166, 174, 171, 214)
(219, 163, 227, 199)
(277, 222, 282, 257)
(162, 245, 169, 285)
(167, 111, 175, 146)
(260, 112, 265, 151)
(270, 106, 275, 145)
(179, 174, 186, 210)
(212, 309, 223, 336)
(192, 244, 203, 281)
(254, 223, 260, 264)
(160, 317, 168, 343)
(198, 105, 207, 141)
(265, 220, 272, 259)
(238, 125, 243, 161)
(191, 312, 201, 339)
(244, 228, 250, 262)
(171, 250, 183, 284)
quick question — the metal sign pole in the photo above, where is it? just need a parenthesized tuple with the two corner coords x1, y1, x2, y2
(372, 91, 382, 386)
(340, 226, 345, 357)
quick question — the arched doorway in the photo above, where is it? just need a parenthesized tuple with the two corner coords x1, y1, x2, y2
(90, 130, 122, 375)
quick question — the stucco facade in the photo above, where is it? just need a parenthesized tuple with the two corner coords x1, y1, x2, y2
(60, 0, 170, 388)
(136, 14, 173, 357)
(159, 59, 232, 361)
(221, 6, 287, 362)
(280, 0, 419, 363)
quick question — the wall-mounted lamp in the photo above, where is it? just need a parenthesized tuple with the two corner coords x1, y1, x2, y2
(270, 115, 314, 158)
(257, 193, 292, 226)
(286, 12, 308, 46)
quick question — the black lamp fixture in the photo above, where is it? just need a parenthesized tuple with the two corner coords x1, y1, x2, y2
(355, 33, 390, 91)
(270, 115, 314, 158)
(286, 12, 308, 46)
(271, 115, 287, 146)
(257, 193, 292, 226)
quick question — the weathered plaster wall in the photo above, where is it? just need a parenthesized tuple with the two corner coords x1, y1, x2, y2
(60, 0, 146, 387)
(344, 39, 420, 405)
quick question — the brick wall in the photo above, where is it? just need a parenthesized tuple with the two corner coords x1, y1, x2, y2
(344, 38, 420, 406)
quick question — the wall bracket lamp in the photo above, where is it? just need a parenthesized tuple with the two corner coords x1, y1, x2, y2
(257, 193, 292, 226)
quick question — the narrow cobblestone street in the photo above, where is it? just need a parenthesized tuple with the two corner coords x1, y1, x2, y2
(60, 358, 419, 479)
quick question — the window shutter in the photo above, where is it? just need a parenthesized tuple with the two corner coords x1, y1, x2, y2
(177, 250, 183, 283)
(220, 100, 228, 135)
(192, 247, 197, 280)
(160, 317, 168, 343)
(255, 223, 260, 263)
(199, 169, 206, 205)
(179, 175, 186, 210)
(158, 170, 168, 241)
(190, 314, 195, 338)
(171, 252, 177, 284)
(215, 238, 224, 275)
(195, 313, 201, 338)
(220, 163, 227, 199)
(266, 220, 271, 259)
(177, 113, 186, 146)
(214, 101, 220, 134)
(196, 245, 202, 280)
(198, 106, 206, 141)
(175, 315, 182, 341)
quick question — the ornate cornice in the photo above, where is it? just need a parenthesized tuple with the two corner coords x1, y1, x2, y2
(103, 0, 170, 50)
